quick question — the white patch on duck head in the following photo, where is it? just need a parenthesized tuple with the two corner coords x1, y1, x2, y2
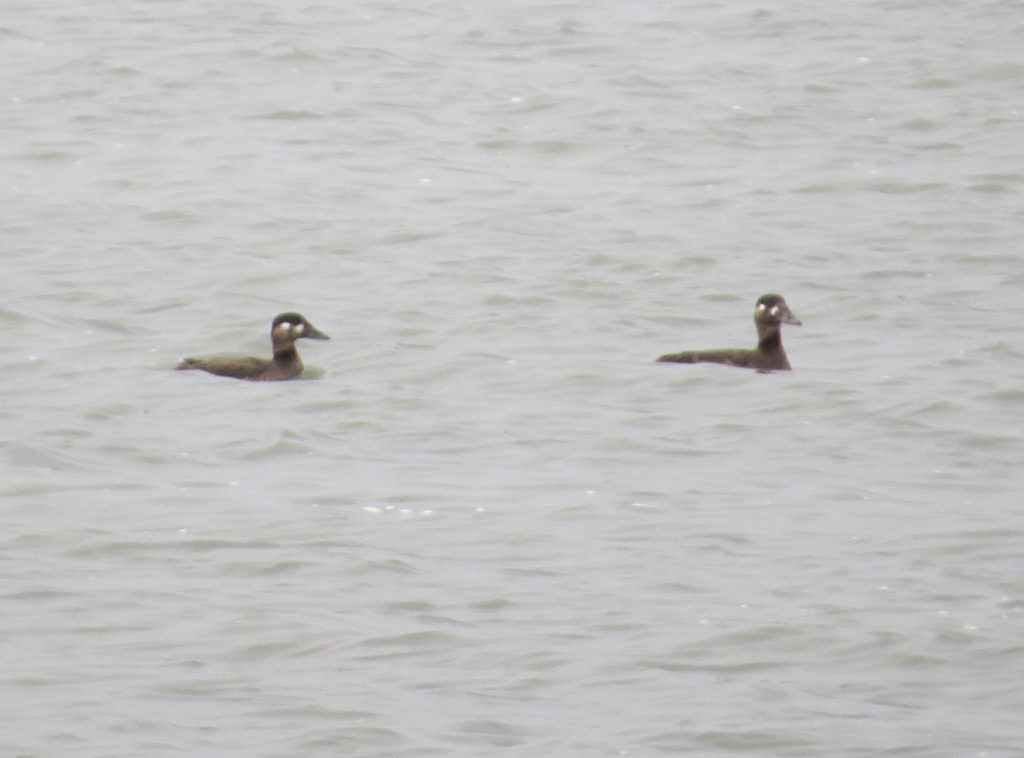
(770, 304, 780, 316)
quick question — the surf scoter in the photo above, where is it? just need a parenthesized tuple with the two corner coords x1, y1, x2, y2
(657, 293, 801, 371)
(176, 312, 329, 381)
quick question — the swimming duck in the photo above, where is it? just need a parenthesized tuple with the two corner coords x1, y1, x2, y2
(176, 312, 329, 381)
(657, 293, 801, 371)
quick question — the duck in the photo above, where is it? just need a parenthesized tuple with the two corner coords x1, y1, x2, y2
(657, 293, 801, 371)
(176, 312, 329, 381)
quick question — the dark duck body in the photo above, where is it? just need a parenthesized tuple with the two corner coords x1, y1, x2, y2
(176, 312, 329, 381)
(657, 293, 801, 371)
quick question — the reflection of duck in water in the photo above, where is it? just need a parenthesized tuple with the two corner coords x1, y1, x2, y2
(177, 312, 329, 381)
(657, 294, 801, 371)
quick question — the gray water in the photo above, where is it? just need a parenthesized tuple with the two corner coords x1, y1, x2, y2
(2, 1, 1023, 756)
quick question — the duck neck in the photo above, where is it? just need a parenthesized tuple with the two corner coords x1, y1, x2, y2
(272, 340, 300, 364)
(756, 322, 783, 352)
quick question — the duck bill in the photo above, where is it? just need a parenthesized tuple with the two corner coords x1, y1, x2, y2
(305, 324, 330, 340)
(780, 308, 802, 326)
